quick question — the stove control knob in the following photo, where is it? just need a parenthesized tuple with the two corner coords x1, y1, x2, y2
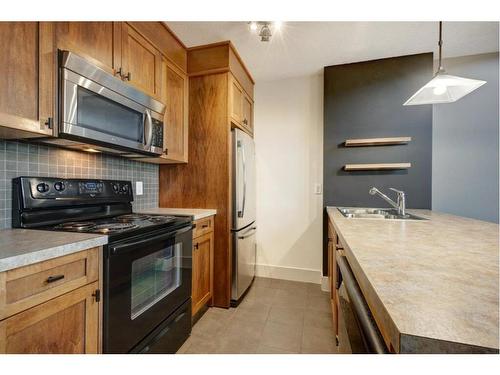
(54, 181, 65, 192)
(121, 184, 129, 193)
(112, 183, 119, 193)
(36, 183, 50, 193)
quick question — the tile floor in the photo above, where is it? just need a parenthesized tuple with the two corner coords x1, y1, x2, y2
(177, 277, 337, 354)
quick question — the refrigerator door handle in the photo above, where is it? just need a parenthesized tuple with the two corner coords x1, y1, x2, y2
(237, 226, 257, 240)
(237, 140, 247, 218)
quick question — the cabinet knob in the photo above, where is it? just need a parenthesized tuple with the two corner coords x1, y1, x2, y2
(123, 72, 131, 81)
(243, 118, 248, 125)
(115, 67, 123, 77)
(194, 243, 199, 250)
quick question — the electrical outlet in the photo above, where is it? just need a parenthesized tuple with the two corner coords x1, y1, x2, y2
(314, 183, 322, 195)
(136, 181, 143, 196)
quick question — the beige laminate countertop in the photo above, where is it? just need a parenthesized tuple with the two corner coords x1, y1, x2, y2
(137, 207, 217, 220)
(327, 207, 499, 353)
(0, 229, 108, 272)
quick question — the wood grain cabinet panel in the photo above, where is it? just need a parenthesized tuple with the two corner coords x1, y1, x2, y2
(162, 59, 189, 163)
(0, 248, 99, 320)
(242, 92, 253, 134)
(0, 282, 99, 354)
(0, 22, 54, 138)
(230, 78, 243, 126)
(192, 231, 214, 316)
(55, 21, 120, 75)
(121, 23, 162, 100)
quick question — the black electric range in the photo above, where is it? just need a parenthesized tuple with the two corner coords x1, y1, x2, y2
(12, 176, 193, 354)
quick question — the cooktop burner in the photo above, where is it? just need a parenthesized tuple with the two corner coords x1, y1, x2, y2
(55, 222, 96, 231)
(93, 222, 139, 233)
(114, 214, 153, 222)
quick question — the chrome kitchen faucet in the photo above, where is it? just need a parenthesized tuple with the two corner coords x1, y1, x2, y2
(369, 187, 407, 217)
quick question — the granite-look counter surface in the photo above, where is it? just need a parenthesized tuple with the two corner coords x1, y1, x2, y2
(327, 207, 499, 353)
(137, 207, 217, 221)
(0, 229, 107, 272)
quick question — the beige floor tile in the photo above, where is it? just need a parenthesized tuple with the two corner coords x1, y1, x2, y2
(215, 335, 261, 354)
(255, 344, 299, 354)
(233, 306, 270, 323)
(225, 316, 266, 341)
(191, 313, 229, 339)
(301, 325, 337, 354)
(306, 283, 330, 298)
(268, 306, 305, 328)
(204, 306, 237, 321)
(245, 286, 278, 305)
(176, 336, 192, 354)
(304, 309, 333, 330)
(305, 294, 331, 313)
(260, 321, 303, 352)
(184, 334, 225, 354)
(272, 289, 308, 309)
(271, 279, 309, 294)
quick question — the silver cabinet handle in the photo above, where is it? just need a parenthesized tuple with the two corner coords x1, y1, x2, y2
(237, 140, 247, 218)
(144, 109, 153, 149)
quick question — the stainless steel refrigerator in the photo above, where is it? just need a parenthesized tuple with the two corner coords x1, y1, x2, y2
(231, 128, 257, 305)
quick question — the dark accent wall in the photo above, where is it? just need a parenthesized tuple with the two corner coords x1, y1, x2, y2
(322, 53, 433, 274)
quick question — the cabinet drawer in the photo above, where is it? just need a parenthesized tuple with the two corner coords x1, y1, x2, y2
(193, 216, 214, 239)
(0, 248, 98, 320)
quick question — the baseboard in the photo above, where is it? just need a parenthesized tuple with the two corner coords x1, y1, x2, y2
(255, 263, 323, 284)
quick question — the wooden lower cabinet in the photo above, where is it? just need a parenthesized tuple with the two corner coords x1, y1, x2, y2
(0, 248, 101, 354)
(0, 281, 99, 354)
(191, 217, 215, 316)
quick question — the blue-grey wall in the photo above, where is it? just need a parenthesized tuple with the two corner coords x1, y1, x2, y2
(432, 52, 499, 223)
(323, 53, 433, 210)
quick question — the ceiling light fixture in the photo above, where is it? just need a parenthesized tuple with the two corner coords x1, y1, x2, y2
(248, 21, 282, 42)
(403, 21, 486, 106)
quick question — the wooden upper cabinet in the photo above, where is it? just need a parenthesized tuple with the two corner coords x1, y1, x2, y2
(121, 23, 162, 100)
(242, 92, 253, 134)
(230, 78, 243, 126)
(0, 22, 54, 138)
(162, 59, 189, 163)
(0, 282, 99, 354)
(54, 22, 121, 75)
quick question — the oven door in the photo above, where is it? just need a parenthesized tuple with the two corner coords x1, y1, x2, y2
(60, 67, 163, 156)
(104, 225, 192, 353)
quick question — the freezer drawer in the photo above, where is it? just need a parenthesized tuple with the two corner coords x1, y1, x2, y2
(231, 224, 257, 302)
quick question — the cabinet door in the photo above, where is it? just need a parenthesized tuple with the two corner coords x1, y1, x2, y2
(0, 22, 54, 137)
(55, 22, 120, 75)
(121, 23, 162, 99)
(230, 78, 243, 126)
(192, 232, 214, 316)
(162, 59, 189, 163)
(0, 282, 99, 354)
(242, 93, 253, 134)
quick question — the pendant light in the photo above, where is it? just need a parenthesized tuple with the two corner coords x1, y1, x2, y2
(403, 22, 486, 106)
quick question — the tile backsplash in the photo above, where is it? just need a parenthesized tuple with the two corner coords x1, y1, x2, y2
(0, 139, 159, 229)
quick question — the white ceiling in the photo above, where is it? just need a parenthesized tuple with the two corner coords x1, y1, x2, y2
(167, 21, 499, 82)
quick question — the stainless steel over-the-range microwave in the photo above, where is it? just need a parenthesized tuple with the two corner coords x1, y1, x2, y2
(42, 50, 165, 158)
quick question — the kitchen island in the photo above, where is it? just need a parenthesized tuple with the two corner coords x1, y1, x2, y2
(327, 207, 499, 354)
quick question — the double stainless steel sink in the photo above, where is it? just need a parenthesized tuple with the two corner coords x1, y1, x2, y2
(337, 207, 427, 220)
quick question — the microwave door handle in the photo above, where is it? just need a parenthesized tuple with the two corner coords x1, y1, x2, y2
(144, 109, 153, 149)
(237, 140, 247, 218)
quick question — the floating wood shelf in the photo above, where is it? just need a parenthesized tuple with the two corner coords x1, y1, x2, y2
(344, 163, 411, 171)
(344, 137, 412, 147)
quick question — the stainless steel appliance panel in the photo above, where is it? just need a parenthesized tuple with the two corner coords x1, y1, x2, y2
(232, 128, 256, 230)
(58, 50, 164, 157)
(231, 224, 257, 301)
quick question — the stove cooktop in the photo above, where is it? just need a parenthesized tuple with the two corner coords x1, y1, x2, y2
(48, 213, 189, 237)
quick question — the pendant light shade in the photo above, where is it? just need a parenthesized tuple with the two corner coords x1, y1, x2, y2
(403, 22, 486, 106)
(403, 73, 486, 105)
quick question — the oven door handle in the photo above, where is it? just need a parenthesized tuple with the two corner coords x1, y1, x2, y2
(110, 225, 192, 255)
(336, 254, 388, 354)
